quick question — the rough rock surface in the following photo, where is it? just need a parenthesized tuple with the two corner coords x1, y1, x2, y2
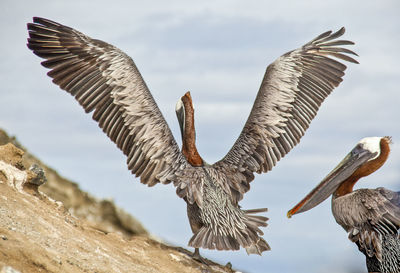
(0, 130, 236, 273)
(0, 129, 147, 237)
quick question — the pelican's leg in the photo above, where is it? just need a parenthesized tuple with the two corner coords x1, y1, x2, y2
(186, 202, 208, 264)
(192, 248, 209, 265)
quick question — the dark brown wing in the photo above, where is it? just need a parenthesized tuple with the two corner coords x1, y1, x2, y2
(213, 28, 358, 202)
(346, 188, 400, 260)
(27, 17, 189, 188)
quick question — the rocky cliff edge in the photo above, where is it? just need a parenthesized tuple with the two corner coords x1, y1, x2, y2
(0, 130, 235, 273)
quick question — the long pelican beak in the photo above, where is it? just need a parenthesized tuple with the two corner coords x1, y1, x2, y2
(175, 98, 185, 140)
(287, 145, 377, 218)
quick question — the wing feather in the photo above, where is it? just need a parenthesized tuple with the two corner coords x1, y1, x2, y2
(27, 17, 191, 190)
(345, 188, 400, 261)
(214, 27, 358, 202)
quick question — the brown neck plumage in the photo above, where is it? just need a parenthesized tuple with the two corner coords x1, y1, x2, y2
(335, 137, 391, 197)
(181, 92, 203, 167)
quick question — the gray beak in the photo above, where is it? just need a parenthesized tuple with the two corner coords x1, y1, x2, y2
(175, 99, 185, 140)
(287, 145, 376, 218)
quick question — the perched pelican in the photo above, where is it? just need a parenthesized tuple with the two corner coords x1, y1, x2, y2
(27, 17, 357, 260)
(287, 136, 400, 273)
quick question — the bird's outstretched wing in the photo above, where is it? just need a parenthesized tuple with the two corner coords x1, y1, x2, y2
(27, 17, 189, 187)
(347, 188, 400, 261)
(213, 28, 358, 202)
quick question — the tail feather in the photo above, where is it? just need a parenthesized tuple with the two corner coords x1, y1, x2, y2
(189, 226, 241, 251)
(188, 207, 269, 254)
(244, 208, 269, 227)
(246, 238, 271, 255)
(246, 215, 269, 228)
(243, 208, 268, 214)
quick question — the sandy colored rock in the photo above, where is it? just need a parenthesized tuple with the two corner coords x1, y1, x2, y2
(0, 129, 147, 237)
(0, 131, 237, 273)
(0, 163, 232, 272)
(0, 143, 24, 170)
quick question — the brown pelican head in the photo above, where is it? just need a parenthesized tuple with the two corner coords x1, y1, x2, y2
(175, 92, 204, 167)
(287, 136, 392, 218)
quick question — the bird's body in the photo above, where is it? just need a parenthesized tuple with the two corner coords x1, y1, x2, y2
(27, 17, 357, 258)
(177, 92, 269, 255)
(333, 188, 400, 273)
(288, 137, 400, 272)
(366, 233, 400, 273)
(185, 164, 269, 253)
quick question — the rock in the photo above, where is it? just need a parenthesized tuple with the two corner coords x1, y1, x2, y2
(0, 143, 46, 194)
(0, 129, 147, 237)
(27, 164, 47, 186)
(0, 129, 236, 273)
(1, 266, 21, 273)
(0, 143, 24, 170)
(0, 158, 27, 192)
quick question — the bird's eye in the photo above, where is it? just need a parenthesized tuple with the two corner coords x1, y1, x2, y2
(351, 144, 362, 155)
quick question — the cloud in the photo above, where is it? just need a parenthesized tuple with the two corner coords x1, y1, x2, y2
(1, 1, 399, 272)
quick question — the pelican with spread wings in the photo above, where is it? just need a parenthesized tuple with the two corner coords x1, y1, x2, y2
(27, 17, 357, 260)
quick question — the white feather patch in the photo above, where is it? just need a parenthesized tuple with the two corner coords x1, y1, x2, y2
(359, 137, 382, 160)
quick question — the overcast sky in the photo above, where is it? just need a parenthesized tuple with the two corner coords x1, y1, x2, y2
(1, 0, 399, 272)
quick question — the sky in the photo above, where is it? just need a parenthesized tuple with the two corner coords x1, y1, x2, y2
(1, 0, 400, 272)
